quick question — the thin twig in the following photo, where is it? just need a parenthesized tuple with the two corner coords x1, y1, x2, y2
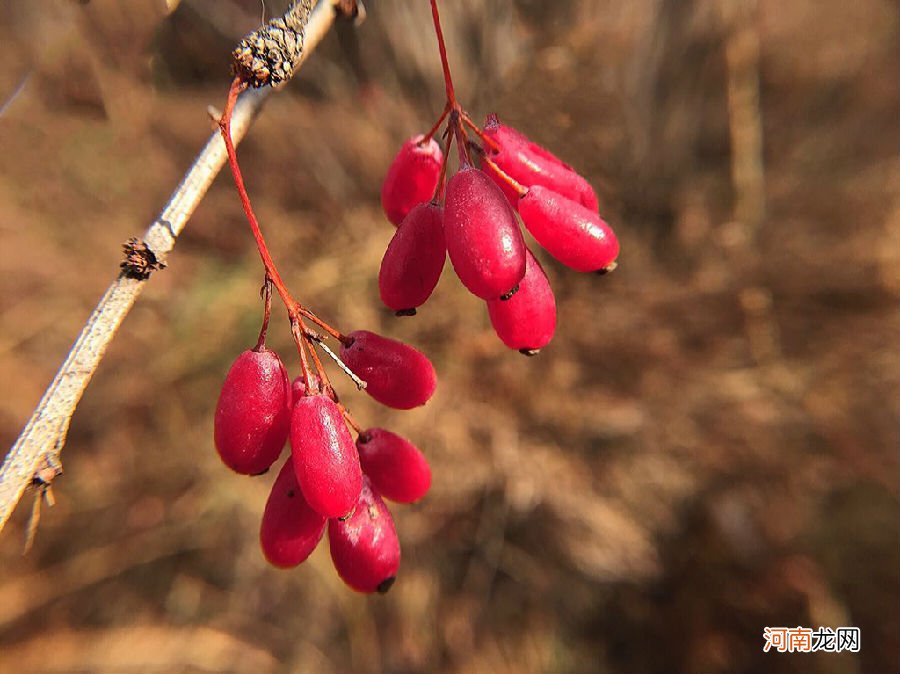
(0, 0, 347, 537)
(721, 0, 765, 233)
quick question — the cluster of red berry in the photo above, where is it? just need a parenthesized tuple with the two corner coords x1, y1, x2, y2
(214, 3, 452, 592)
(210, 0, 620, 595)
(378, 110, 619, 355)
(214, 327, 435, 593)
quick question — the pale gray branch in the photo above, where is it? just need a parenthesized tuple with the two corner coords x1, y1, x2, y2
(0, 0, 344, 535)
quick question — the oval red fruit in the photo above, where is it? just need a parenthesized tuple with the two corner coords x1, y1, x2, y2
(260, 458, 327, 568)
(214, 348, 291, 475)
(339, 330, 436, 409)
(356, 428, 431, 503)
(443, 166, 526, 299)
(328, 478, 401, 593)
(381, 135, 443, 226)
(518, 185, 619, 273)
(483, 115, 599, 211)
(487, 247, 557, 355)
(290, 394, 362, 518)
(379, 202, 446, 315)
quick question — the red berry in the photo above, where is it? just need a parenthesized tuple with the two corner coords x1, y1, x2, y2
(259, 458, 327, 568)
(487, 247, 557, 355)
(214, 348, 291, 475)
(339, 330, 436, 409)
(379, 202, 446, 315)
(290, 373, 321, 402)
(290, 394, 362, 518)
(483, 115, 599, 211)
(381, 135, 443, 226)
(356, 428, 431, 503)
(328, 477, 400, 593)
(482, 154, 526, 206)
(518, 185, 619, 273)
(443, 165, 526, 299)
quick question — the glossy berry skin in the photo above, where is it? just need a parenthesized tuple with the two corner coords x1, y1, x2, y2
(260, 458, 327, 568)
(518, 185, 619, 273)
(443, 166, 526, 300)
(356, 428, 432, 503)
(290, 394, 362, 519)
(381, 135, 443, 226)
(214, 348, 291, 475)
(483, 115, 599, 211)
(379, 202, 446, 315)
(328, 478, 401, 594)
(487, 247, 557, 355)
(339, 330, 436, 410)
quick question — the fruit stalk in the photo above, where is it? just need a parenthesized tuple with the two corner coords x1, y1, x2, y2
(430, 0, 457, 106)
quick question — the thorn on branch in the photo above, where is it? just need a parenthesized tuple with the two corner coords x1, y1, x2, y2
(121, 238, 166, 280)
(32, 454, 63, 488)
(24, 455, 62, 554)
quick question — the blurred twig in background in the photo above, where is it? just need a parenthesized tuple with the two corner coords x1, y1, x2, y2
(720, 0, 765, 235)
(0, 0, 344, 540)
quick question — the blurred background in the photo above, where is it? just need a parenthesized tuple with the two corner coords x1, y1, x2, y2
(0, 0, 898, 672)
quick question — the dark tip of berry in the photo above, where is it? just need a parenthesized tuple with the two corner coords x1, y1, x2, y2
(519, 348, 541, 357)
(395, 308, 417, 317)
(500, 284, 520, 301)
(376, 576, 397, 594)
(596, 261, 618, 275)
(357, 430, 372, 444)
(250, 466, 271, 476)
(286, 489, 295, 498)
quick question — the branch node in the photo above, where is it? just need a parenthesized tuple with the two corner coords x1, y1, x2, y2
(336, 0, 366, 24)
(232, 0, 314, 88)
(120, 238, 166, 281)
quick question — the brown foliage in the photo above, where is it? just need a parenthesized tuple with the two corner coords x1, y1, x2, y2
(0, 0, 897, 672)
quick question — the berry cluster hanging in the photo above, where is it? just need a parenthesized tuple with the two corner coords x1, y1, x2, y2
(378, 3, 619, 355)
(211, 0, 619, 594)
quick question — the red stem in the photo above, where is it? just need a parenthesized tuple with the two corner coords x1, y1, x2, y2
(432, 130, 454, 201)
(290, 318, 315, 393)
(461, 111, 500, 153)
(305, 329, 334, 398)
(483, 154, 527, 197)
(423, 102, 451, 143)
(219, 79, 298, 317)
(219, 77, 350, 391)
(339, 402, 362, 435)
(450, 112, 472, 167)
(298, 307, 344, 341)
(430, 0, 456, 106)
(254, 275, 272, 350)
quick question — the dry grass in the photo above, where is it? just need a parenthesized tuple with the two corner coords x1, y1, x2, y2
(0, 0, 897, 672)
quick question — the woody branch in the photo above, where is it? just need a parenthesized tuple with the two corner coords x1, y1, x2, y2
(0, 0, 357, 537)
